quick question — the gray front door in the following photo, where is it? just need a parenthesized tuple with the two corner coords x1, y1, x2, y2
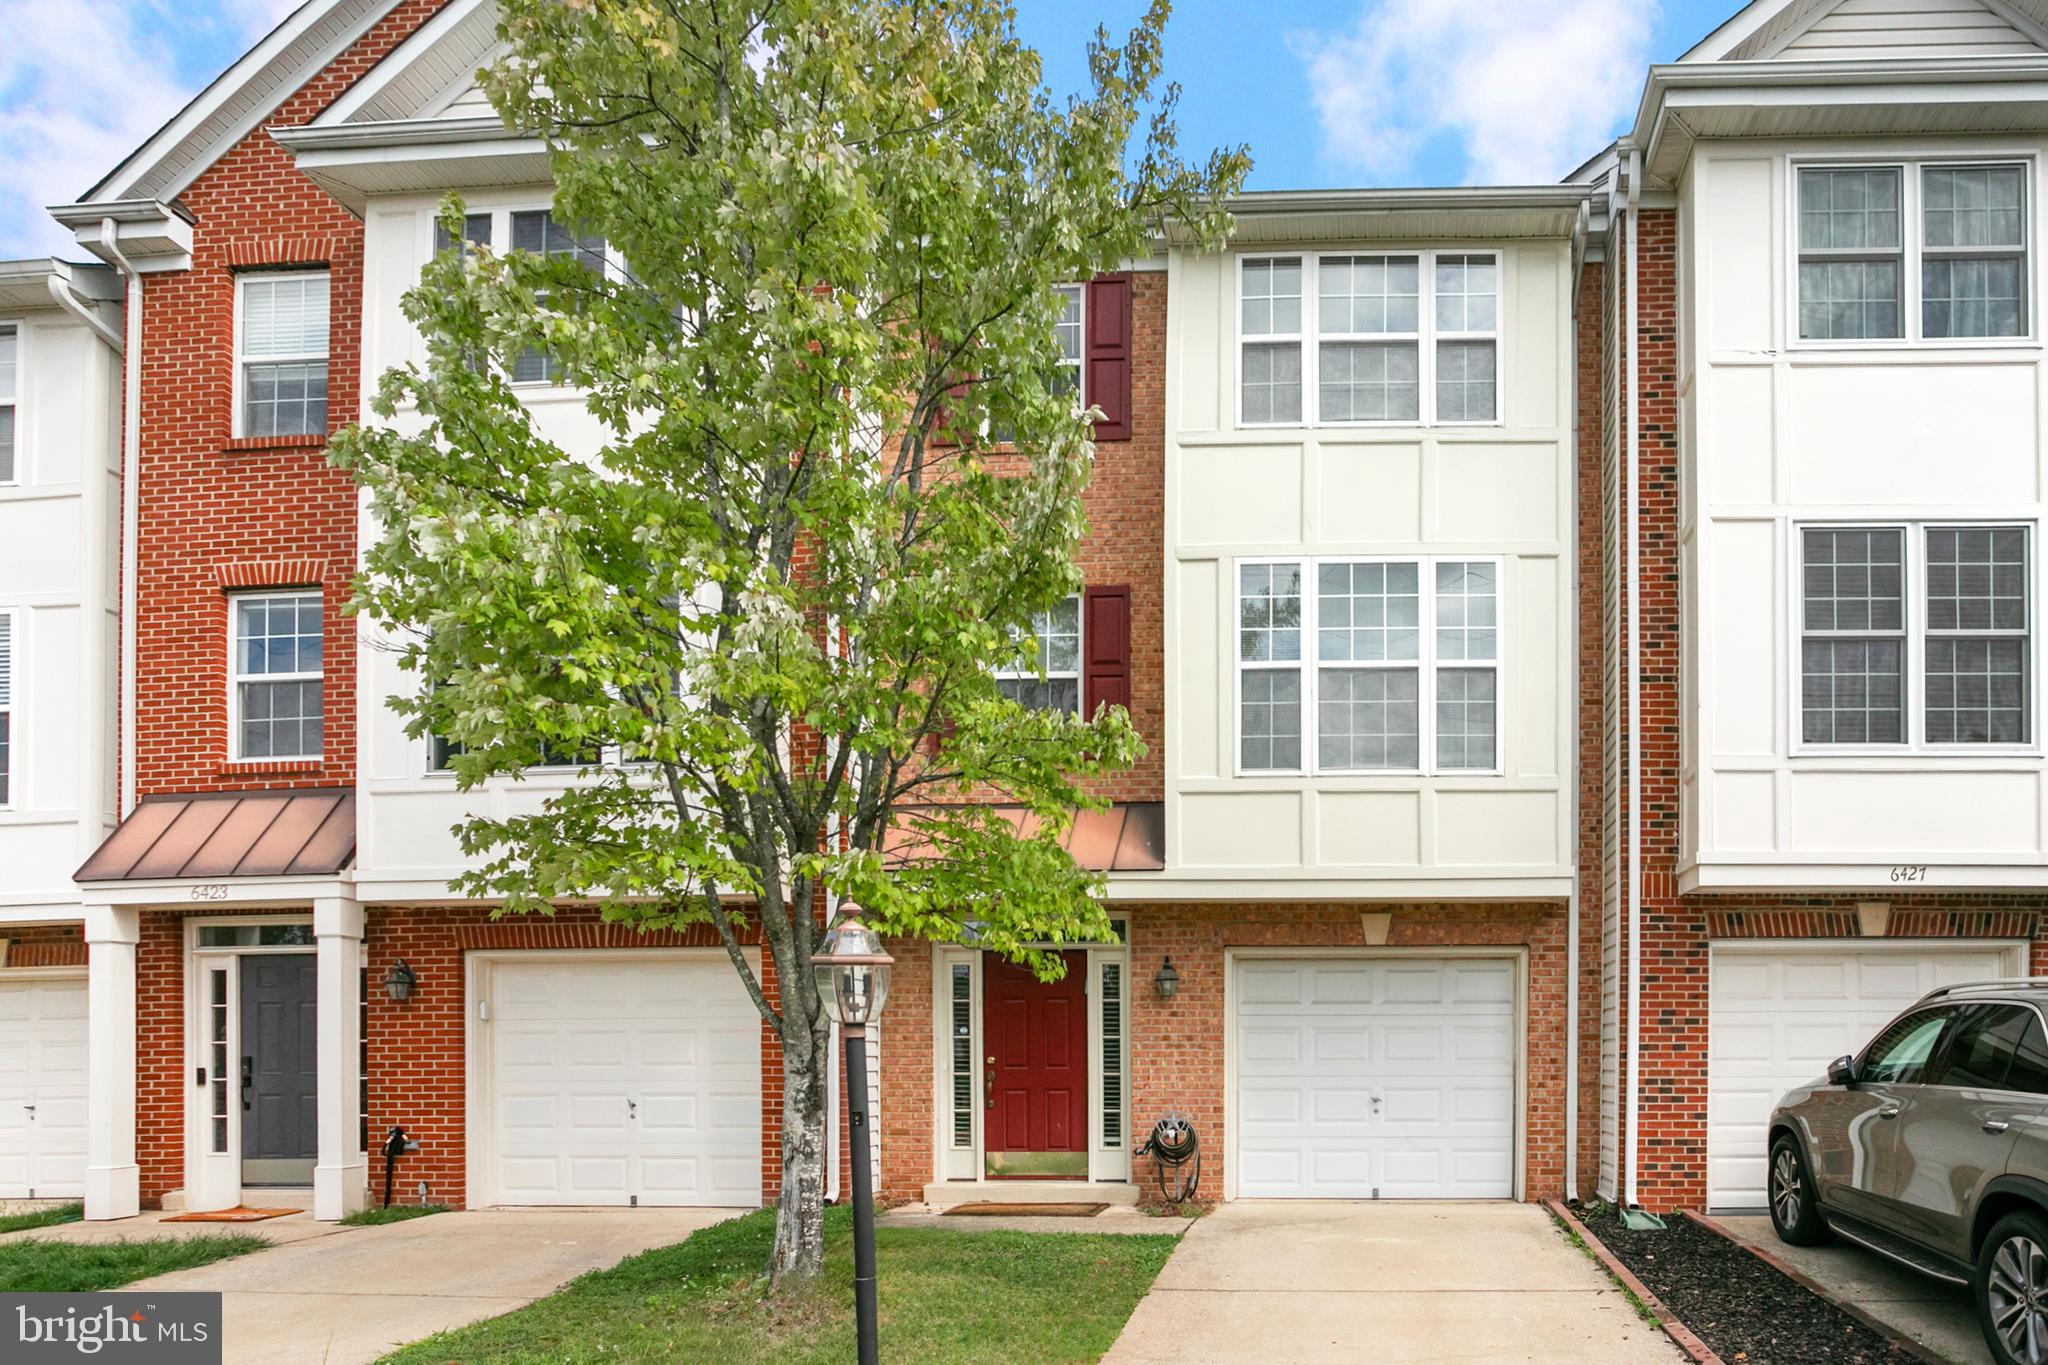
(240, 955, 316, 1185)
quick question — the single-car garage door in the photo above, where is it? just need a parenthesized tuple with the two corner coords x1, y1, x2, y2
(0, 976, 88, 1200)
(1708, 942, 2019, 1210)
(1235, 957, 1516, 1199)
(479, 954, 762, 1207)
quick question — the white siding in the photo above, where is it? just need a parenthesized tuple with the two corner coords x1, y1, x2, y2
(1777, 0, 2044, 60)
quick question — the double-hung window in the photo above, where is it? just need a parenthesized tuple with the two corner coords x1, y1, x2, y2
(236, 272, 329, 437)
(1797, 161, 2029, 342)
(509, 209, 608, 384)
(1800, 524, 2032, 747)
(231, 591, 323, 761)
(996, 595, 1081, 714)
(1237, 557, 1500, 774)
(0, 324, 16, 482)
(1239, 251, 1499, 427)
(0, 610, 13, 805)
(1053, 285, 1084, 402)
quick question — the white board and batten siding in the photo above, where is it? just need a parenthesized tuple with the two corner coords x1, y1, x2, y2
(1233, 957, 1517, 1200)
(1706, 942, 2021, 1211)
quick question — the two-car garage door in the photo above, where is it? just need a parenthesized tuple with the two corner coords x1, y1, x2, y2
(1707, 942, 2019, 1210)
(1235, 957, 1516, 1199)
(478, 955, 762, 1208)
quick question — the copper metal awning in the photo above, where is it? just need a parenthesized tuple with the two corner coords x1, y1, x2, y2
(77, 788, 357, 883)
(882, 801, 1164, 873)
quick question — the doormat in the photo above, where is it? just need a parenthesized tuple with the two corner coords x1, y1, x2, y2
(943, 1202, 1109, 1218)
(162, 1207, 302, 1223)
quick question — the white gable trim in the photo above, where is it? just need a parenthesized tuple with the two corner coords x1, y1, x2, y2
(1683, 0, 1805, 61)
(1758, 0, 2048, 61)
(83, 0, 401, 205)
(317, 0, 500, 126)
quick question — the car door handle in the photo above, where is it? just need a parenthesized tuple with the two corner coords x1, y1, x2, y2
(1985, 1120, 2012, 1135)
(1879, 1105, 1902, 1119)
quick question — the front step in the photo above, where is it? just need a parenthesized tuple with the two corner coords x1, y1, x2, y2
(921, 1180, 1139, 1208)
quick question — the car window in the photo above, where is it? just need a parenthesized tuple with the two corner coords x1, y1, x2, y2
(2007, 1014, 2048, 1095)
(1927, 1004, 2036, 1089)
(1859, 1008, 1955, 1084)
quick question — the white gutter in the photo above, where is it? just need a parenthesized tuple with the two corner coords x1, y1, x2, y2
(1564, 200, 1590, 1206)
(1621, 146, 1644, 1213)
(98, 220, 142, 818)
(44, 274, 123, 352)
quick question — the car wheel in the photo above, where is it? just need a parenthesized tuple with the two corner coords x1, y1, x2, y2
(1979, 1211, 2048, 1365)
(1767, 1134, 1832, 1247)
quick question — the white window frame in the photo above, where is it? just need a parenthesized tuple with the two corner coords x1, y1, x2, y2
(231, 270, 331, 439)
(1789, 521, 2040, 756)
(227, 588, 324, 763)
(1789, 155, 2040, 350)
(1055, 283, 1086, 407)
(0, 320, 20, 486)
(1234, 250, 1504, 430)
(0, 607, 15, 810)
(1232, 554, 1506, 778)
(994, 593, 1083, 715)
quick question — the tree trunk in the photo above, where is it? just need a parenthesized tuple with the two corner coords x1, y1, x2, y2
(769, 1012, 830, 1284)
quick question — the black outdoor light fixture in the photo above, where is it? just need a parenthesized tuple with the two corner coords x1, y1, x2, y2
(812, 907, 893, 1365)
(383, 958, 418, 1003)
(1154, 955, 1180, 1000)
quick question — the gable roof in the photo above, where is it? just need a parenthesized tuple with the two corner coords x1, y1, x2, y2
(317, 0, 502, 125)
(1684, 0, 2048, 62)
(79, 0, 404, 205)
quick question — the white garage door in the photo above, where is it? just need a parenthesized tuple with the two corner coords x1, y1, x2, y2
(1708, 943, 2017, 1210)
(482, 956, 761, 1208)
(0, 976, 88, 1199)
(1235, 957, 1516, 1199)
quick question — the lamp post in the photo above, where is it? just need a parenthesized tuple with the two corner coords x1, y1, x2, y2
(812, 908, 893, 1365)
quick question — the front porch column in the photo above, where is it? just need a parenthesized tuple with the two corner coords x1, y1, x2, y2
(83, 904, 140, 1221)
(313, 894, 366, 1221)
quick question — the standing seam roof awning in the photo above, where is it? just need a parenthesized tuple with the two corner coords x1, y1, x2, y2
(76, 788, 357, 883)
(881, 801, 1164, 873)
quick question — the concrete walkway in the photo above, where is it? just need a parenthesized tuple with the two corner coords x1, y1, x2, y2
(1105, 1202, 1685, 1364)
(14, 1206, 736, 1364)
(1716, 1213, 1988, 1364)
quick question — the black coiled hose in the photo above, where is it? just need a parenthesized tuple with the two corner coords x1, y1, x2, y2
(1134, 1111, 1201, 1203)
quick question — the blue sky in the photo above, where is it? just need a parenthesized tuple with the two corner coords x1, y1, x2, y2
(0, 0, 1741, 259)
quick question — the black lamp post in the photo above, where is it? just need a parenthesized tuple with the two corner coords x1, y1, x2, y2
(812, 908, 893, 1365)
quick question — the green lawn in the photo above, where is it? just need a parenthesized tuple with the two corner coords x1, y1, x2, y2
(0, 1234, 267, 1292)
(382, 1206, 1178, 1364)
(341, 1203, 450, 1227)
(0, 1203, 82, 1235)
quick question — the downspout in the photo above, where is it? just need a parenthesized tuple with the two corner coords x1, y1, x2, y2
(1622, 146, 1645, 1214)
(1564, 200, 1589, 1205)
(45, 276, 123, 352)
(97, 220, 143, 818)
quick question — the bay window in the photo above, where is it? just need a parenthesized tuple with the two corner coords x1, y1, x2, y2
(1237, 557, 1500, 774)
(1800, 524, 2033, 747)
(1238, 251, 1498, 427)
(236, 271, 329, 437)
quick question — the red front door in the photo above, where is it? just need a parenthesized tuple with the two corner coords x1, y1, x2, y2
(984, 951, 1091, 1179)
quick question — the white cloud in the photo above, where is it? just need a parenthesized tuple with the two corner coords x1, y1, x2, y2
(0, 0, 302, 260)
(1292, 0, 1655, 185)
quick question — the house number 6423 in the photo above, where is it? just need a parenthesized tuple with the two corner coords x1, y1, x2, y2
(189, 884, 230, 901)
(1889, 865, 1928, 884)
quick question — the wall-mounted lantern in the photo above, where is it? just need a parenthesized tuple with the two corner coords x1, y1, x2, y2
(383, 958, 418, 1003)
(1154, 955, 1180, 1000)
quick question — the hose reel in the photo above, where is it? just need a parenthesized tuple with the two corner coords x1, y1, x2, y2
(1134, 1109, 1201, 1203)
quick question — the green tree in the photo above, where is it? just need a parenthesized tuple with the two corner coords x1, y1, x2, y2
(332, 0, 1246, 1282)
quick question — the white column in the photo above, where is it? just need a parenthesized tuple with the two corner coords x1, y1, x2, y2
(83, 903, 140, 1221)
(313, 894, 366, 1221)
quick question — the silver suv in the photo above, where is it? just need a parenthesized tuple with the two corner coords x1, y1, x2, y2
(1770, 979, 2048, 1365)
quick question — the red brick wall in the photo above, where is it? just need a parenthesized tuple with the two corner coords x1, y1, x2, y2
(129, 0, 445, 798)
(1573, 257, 1606, 1200)
(3, 924, 85, 968)
(879, 903, 1571, 1204)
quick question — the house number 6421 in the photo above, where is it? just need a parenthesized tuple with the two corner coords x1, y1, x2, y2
(189, 884, 230, 901)
(1889, 865, 1928, 884)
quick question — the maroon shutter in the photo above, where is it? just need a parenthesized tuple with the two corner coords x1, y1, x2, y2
(1085, 273, 1133, 441)
(1083, 585, 1131, 719)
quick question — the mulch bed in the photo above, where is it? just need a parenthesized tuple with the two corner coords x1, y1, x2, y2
(1578, 1205, 1922, 1364)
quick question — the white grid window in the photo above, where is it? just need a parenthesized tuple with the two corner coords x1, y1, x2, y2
(0, 325, 16, 483)
(1054, 285, 1084, 402)
(1240, 251, 1500, 428)
(1239, 557, 1501, 774)
(1800, 524, 2033, 748)
(236, 272, 329, 438)
(231, 591, 323, 760)
(1797, 161, 2031, 343)
(0, 610, 12, 806)
(510, 210, 608, 384)
(996, 595, 1081, 714)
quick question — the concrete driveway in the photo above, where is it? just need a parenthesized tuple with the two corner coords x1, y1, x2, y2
(1105, 1202, 1684, 1364)
(20, 1206, 736, 1364)
(1716, 1213, 1988, 1365)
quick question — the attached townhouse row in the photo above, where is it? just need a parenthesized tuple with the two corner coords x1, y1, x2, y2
(6, 0, 2048, 1224)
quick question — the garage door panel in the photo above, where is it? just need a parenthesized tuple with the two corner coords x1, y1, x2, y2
(1707, 944, 2015, 1209)
(0, 979, 88, 1200)
(1235, 958, 1515, 1199)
